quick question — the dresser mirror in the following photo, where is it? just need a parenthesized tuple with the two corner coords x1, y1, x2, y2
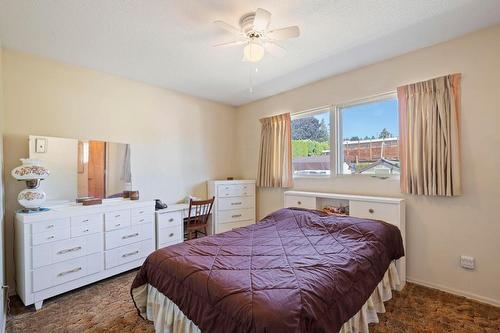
(28, 135, 132, 202)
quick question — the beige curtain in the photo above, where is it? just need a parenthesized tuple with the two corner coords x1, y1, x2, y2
(257, 113, 293, 188)
(398, 74, 462, 196)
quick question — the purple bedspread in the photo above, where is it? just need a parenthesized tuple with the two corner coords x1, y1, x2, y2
(132, 208, 404, 333)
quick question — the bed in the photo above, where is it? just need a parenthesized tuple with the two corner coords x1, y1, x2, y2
(131, 208, 404, 333)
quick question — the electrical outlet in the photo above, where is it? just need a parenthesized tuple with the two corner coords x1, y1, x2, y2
(460, 256, 475, 270)
(35, 138, 47, 153)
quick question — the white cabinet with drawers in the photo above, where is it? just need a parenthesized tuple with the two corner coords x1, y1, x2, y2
(15, 199, 155, 310)
(208, 180, 256, 234)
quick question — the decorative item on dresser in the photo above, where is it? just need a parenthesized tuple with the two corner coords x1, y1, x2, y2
(15, 198, 155, 310)
(284, 190, 406, 288)
(11, 158, 50, 212)
(207, 180, 256, 234)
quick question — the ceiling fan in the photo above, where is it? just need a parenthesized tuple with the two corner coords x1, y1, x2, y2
(213, 8, 300, 63)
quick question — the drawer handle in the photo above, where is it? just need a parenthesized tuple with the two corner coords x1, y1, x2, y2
(115, 215, 121, 218)
(169, 233, 174, 237)
(231, 202, 242, 206)
(83, 229, 89, 232)
(47, 235, 55, 240)
(115, 223, 121, 227)
(232, 214, 242, 218)
(122, 250, 139, 258)
(57, 267, 82, 277)
(368, 208, 374, 214)
(139, 219, 145, 223)
(168, 218, 174, 222)
(139, 210, 144, 214)
(122, 232, 139, 239)
(57, 246, 82, 255)
(82, 219, 89, 222)
(297, 201, 302, 205)
(47, 224, 55, 229)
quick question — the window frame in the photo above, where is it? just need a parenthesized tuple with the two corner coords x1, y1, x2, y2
(334, 92, 399, 179)
(291, 91, 399, 180)
(291, 106, 333, 179)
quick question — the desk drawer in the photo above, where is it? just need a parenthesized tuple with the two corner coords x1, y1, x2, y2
(218, 196, 254, 211)
(218, 208, 255, 224)
(157, 211, 182, 228)
(105, 240, 154, 269)
(32, 233, 102, 269)
(131, 206, 151, 218)
(217, 220, 254, 233)
(284, 195, 317, 209)
(32, 252, 102, 292)
(104, 210, 131, 231)
(32, 228, 70, 246)
(349, 201, 400, 226)
(31, 218, 70, 235)
(157, 225, 183, 246)
(105, 223, 153, 250)
(218, 184, 255, 198)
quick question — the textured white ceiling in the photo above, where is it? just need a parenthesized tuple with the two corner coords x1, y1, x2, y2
(1, 0, 500, 106)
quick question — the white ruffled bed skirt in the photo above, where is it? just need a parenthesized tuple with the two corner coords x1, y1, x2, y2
(132, 261, 401, 333)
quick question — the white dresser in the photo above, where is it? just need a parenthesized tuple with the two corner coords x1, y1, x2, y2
(15, 199, 155, 310)
(207, 180, 256, 234)
(284, 191, 406, 289)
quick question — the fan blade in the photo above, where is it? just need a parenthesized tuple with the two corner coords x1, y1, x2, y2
(213, 40, 246, 48)
(253, 8, 271, 31)
(214, 20, 241, 35)
(264, 42, 286, 58)
(267, 26, 300, 40)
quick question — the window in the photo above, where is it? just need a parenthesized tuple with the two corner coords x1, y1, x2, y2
(337, 96, 399, 176)
(291, 109, 331, 177)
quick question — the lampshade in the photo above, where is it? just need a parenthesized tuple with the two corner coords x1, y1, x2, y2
(243, 42, 265, 63)
(11, 159, 50, 180)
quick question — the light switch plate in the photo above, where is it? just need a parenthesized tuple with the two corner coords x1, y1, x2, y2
(35, 138, 47, 153)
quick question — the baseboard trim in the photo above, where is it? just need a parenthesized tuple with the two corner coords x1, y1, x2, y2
(407, 277, 500, 308)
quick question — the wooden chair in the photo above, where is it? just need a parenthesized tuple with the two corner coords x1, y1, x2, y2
(184, 197, 215, 240)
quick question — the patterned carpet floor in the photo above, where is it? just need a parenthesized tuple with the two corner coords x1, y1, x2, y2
(6, 269, 500, 332)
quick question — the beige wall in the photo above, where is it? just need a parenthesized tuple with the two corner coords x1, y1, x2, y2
(1, 49, 237, 290)
(236, 25, 500, 305)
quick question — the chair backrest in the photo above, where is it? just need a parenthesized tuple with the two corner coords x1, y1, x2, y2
(185, 197, 215, 226)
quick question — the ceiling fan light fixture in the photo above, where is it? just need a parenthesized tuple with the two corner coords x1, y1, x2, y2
(243, 41, 265, 63)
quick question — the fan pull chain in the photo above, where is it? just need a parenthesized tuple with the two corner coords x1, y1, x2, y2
(248, 65, 259, 93)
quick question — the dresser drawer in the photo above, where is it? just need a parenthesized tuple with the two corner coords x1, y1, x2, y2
(104, 210, 131, 231)
(32, 252, 102, 292)
(32, 228, 70, 246)
(217, 184, 255, 198)
(131, 213, 153, 225)
(157, 211, 183, 229)
(131, 206, 151, 218)
(105, 240, 154, 269)
(104, 223, 153, 250)
(218, 196, 254, 211)
(31, 218, 70, 235)
(217, 220, 254, 233)
(284, 195, 317, 209)
(32, 233, 102, 269)
(349, 201, 400, 226)
(218, 208, 255, 224)
(71, 220, 102, 238)
(70, 214, 102, 228)
(157, 225, 183, 246)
